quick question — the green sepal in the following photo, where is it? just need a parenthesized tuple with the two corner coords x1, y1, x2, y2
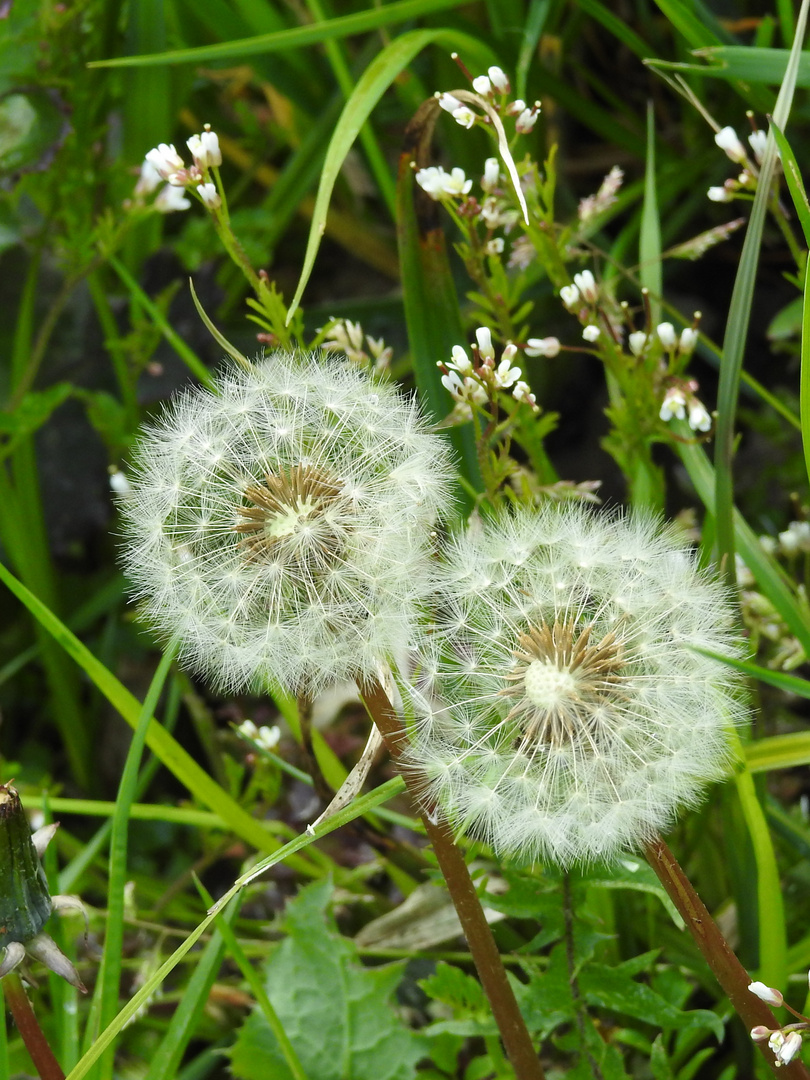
(0, 783, 52, 943)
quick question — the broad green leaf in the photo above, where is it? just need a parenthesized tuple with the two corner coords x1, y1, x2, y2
(228, 878, 427, 1080)
(287, 27, 496, 322)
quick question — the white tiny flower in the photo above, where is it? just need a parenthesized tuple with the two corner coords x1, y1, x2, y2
(748, 981, 784, 1008)
(449, 345, 473, 375)
(512, 380, 538, 410)
(488, 66, 510, 93)
(475, 327, 495, 362)
(502, 343, 518, 361)
(525, 337, 560, 358)
(145, 143, 185, 180)
(660, 388, 687, 422)
(404, 504, 745, 867)
(484, 237, 505, 256)
(119, 352, 454, 695)
(582, 325, 600, 343)
(505, 99, 527, 116)
(515, 105, 540, 134)
(573, 270, 598, 303)
(494, 356, 522, 389)
(154, 185, 191, 213)
(777, 1031, 803, 1065)
(748, 129, 768, 163)
(628, 331, 647, 357)
(442, 167, 473, 196)
(779, 520, 810, 555)
(197, 182, 221, 209)
(656, 322, 677, 349)
(187, 129, 222, 170)
(134, 159, 163, 197)
(715, 125, 747, 163)
(452, 107, 477, 129)
(679, 327, 698, 353)
(688, 401, 712, 433)
(560, 284, 580, 310)
(472, 75, 492, 96)
(750, 1026, 772, 1042)
(255, 724, 281, 751)
(437, 92, 463, 114)
(482, 157, 500, 192)
(415, 166, 445, 199)
(109, 470, 131, 496)
(707, 185, 733, 203)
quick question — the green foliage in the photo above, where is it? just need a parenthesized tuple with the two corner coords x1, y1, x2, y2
(3, 0, 810, 1077)
(228, 879, 428, 1080)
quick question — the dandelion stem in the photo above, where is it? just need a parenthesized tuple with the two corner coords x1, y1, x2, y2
(3, 971, 65, 1080)
(360, 678, 545, 1080)
(645, 836, 810, 1079)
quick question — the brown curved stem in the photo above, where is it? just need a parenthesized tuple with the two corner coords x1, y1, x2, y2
(361, 678, 545, 1080)
(645, 836, 810, 1079)
(3, 971, 65, 1080)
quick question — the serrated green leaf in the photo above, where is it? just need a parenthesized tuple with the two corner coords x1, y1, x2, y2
(228, 878, 426, 1080)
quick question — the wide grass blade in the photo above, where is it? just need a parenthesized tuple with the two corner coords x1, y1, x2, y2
(713, 0, 810, 582)
(286, 27, 496, 322)
(88, 0, 472, 68)
(0, 560, 285, 855)
(62, 776, 406, 1080)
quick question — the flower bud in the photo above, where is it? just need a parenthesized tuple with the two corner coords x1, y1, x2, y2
(715, 125, 747, 163)
(748, 981, 784, 1008)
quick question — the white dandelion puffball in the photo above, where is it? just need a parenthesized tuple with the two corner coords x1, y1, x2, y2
(119, 351, 454, 695)
(405, 503, 745, 867)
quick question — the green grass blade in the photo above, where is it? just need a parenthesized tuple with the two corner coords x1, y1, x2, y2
(108, 256, 213, 386)
(63, 776, 405, 1080)
(88, 0, 471, 68)
(747, 732, 810, 773)
(286, 27, 497, 322)
(196, 880, 309, 1080)
(688, 46, 810, 86)
(676, 433, 810, 655)
(576, 0, 652, 61)
(85, 646, 175, 1079)
(639, 103, 662, 326)
(0, 560, 286, 855)
(713, 0, 810, 581)
(731, 738, 787, 993)
(802, 257, 810, 492)
(141, 893, 240, 1080)
(770, 120, 810, 246)
(651, 0, 729, 48)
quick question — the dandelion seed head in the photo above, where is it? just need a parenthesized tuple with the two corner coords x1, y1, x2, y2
(119, 351, 454, 694)
(405, 502, 745, 867)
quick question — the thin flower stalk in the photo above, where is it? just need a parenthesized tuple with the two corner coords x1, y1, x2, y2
(2, 971, 65, 1080)
(361, 677, 545, 1080)
(645, 837, 810, 1079)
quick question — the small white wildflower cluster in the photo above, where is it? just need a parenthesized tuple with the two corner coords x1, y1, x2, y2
(559, 270, 603, 342)
(317, 318, 392, 371)
(119, 351, 454, 695)
(436, 60, 540, 135)
(631, 321, 711, 434)
(749, 978, 809, 1068)
(133, 125, 223, 214)
(708, 119, 777, 204)
(578, 165, 624, 225)
(235, 719, 281, 752)
(403, 503, 744, 867)
(438, 326, 538, 422)
(775, 519, 810, 557)
(414, 156, 520, 259)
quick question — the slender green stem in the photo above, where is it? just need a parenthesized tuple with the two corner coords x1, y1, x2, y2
(645, 836, 810, 1079)
(360, 678, 545, 1080)
(3, 971, 65, 1080)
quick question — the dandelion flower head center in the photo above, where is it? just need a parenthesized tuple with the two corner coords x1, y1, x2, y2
(234, 463, 346, 568)
(501, 620, 625, 747)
